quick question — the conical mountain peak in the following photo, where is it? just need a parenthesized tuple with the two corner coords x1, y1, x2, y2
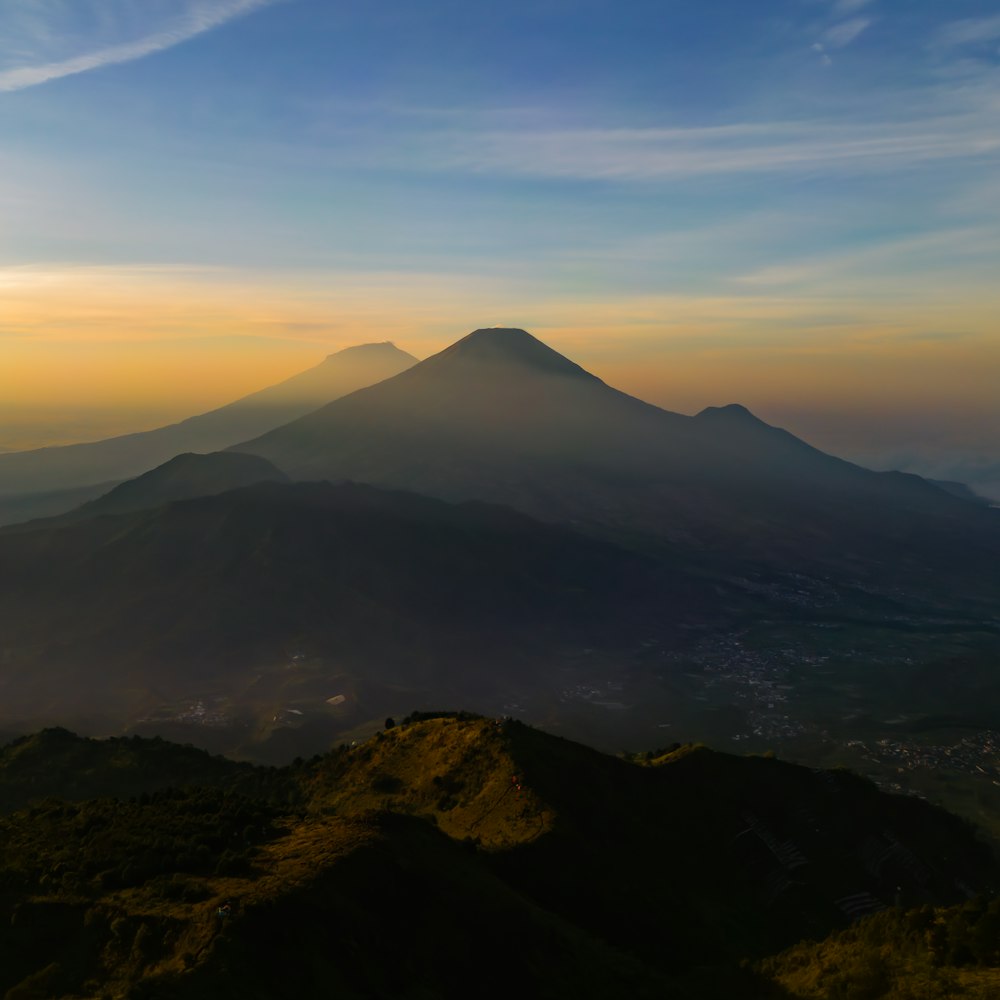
(323, 342, 414, 364)
(421, 327, 598, 380)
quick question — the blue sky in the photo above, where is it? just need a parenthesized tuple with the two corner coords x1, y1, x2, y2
(1, 0, 999, 492)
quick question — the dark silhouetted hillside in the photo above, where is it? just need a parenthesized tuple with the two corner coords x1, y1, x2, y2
(0, 728, 265, 813)
(0, 481, 704, 741)
(55, 451, 289, 521)
(0, 342, 417, 523)
(234, 328, 1000, 601)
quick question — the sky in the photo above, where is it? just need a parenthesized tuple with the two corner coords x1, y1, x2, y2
(1, 0, 998, 493)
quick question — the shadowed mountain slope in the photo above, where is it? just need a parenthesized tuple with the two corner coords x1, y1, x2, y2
(930, 478, 994, 505)
(51, 451, 289, 522)
(234, 329, 1000, 596)
(0, 728, 263, 813)
(0, 481, 701, 738)
(301, 716, 997, 964)
(0, 342, 417, 522)
(0, 480, 120, 526)
(0, 716, 995, 999)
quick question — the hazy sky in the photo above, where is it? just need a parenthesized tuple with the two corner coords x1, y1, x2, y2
(1, 1, 998, 491)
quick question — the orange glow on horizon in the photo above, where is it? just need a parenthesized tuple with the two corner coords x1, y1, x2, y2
(1, 264, 998, 454)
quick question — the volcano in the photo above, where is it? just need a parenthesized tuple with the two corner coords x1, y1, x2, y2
(234, 328, 1000, 594)
(0, 342, 417, 523)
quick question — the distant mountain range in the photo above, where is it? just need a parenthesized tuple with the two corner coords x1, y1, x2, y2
(0, 715, 996, 999)
(234, 328, 1000, 600)
(0, 326, 997, 760)
(2, 330, 998, 999)
(0, 342, 416, 524)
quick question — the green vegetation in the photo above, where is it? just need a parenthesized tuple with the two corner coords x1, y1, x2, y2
(0, 716, 997, 998)
(761, 901, 1000, 999)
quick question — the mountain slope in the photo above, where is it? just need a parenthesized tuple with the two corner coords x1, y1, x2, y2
(55, 451, 289, 522)
(302, 716, 997, 965)
(233, 329, 1000, 595)
(761, 902, 1000, 999)
(0, 716, 995, 999)
(0, 342, 417, 520)
(0, 727, 264, 813)
(0, 480, 702, 741)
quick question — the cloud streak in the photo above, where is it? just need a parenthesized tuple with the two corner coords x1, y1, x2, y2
(734, 227, 1000, 289)
(937, 15, 1000, 49)
(0, 0, 276, 92)
(823, 17, 872, 48)
(833, 0, 874, 13)
(430, 113, 1000, 182)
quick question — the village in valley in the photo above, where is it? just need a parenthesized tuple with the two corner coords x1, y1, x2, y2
(129, 625, 1000, 818)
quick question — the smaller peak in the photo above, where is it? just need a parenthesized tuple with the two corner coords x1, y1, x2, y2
(695, 403, 762, 423)
(36, 726, 81, 742)
(15, 727, 82, 753)
(325, 342, 413, 362)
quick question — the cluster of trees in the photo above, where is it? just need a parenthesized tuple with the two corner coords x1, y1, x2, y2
(760, 900, 1000, 999)
(400, 709, 485, 725)
(0, 787, 281, 894)
(3, 717, 1000, 1000)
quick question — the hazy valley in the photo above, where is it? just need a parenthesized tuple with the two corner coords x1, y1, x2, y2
(1, 331, 997, 772)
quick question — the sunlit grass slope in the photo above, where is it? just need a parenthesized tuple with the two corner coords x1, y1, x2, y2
(760, 902, 1000, 1000)
(1, 714, 998, 998)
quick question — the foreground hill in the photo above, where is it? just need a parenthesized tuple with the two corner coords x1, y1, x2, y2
(33, 452, 290, 523)
(0, 342, 417, 524)
(0, 716, 995, 999)
(0, 727, 262, 813)
(234, 328, 1000, 604)
(761, 902, 1000, 999)
(0, 481, 702, 745)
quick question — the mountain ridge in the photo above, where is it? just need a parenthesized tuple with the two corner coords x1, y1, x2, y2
(57, 451, 290, 522)
(232, 327, 999, 592)
(0, 715, 996, 999)
(0, 342, 418, 523)
(0, 479, 703, 744)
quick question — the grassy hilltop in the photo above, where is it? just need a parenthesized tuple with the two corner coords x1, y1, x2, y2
(1, 714, 999, 998)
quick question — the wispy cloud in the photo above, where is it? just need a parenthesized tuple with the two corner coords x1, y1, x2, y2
(832, 0, 874, 14)
(734, 227, 1000, 289)
(428, 113, 1000, 182)
(823, 17, 872, 49)
(0, 0, 276, 93)
(937, 15, 1000, 49)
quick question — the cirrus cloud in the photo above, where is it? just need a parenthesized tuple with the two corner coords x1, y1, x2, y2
(0, 0, 277, 93)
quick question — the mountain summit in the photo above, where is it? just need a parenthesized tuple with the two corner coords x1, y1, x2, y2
(233, 325, 676, 512)
(422, 327, 598, 380)
(695, 402, 761, 423)
(0, 342, 417, 524)
(325, 341, 401, 360)
(234, 326, 998, 586)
